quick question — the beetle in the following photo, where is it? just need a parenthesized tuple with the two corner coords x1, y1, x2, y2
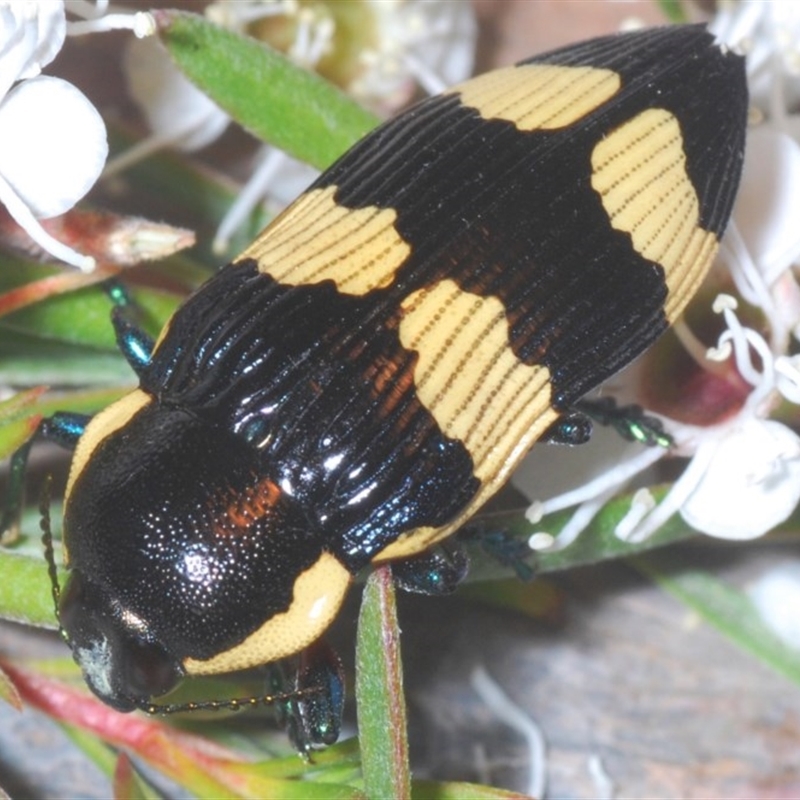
(3, 24, 747, 745)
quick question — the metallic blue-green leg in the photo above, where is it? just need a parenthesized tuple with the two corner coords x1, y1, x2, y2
(1, 412, 89, 538)
(540, 411, 593, 445)
(104, 281, 154, 377)
(268, 640, 345, 755)
(472, 526, 536, 582)
(291, 640, 345, 752)
(542, 401, 672, 449)
(576, 397, 672, 448)
(391, 540, 470, 596)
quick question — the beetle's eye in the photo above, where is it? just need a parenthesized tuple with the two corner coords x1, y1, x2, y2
(122, 638, 180, 700)
(58, 569, 181, 708)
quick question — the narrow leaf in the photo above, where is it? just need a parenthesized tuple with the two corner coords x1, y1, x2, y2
(0, 210, 194, 271)
(633, 551, 800, 687)
(153, 10, 379, 170)
(464, 487, 698, 584)
(245, 737, 361, 779)
(1, 660, 250, 798)
(0, 386, 129, 461)
(0, 664, 22, 710)
(0, 272, 102, 318)
(114, 753, 159, 800)
(657, 0, 687, 23)
(62, 723, 118, 781)
(0, 387, 47, 424)
(0, 552, 58, 628)
(412, 780, 532, 799)
(355, 565, 411, 800)
(4, 659, 366, 800)
(0, 337, 134, 386)
(0, 279, 179, 348)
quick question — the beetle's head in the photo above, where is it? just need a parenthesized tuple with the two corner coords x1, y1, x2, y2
(55, 390, 352, 711)
(57, 568, 181, 711)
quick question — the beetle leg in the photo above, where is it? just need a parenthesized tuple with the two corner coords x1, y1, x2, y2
(268, 640, 345, 756)
(291, 640, 346, 754)
(103, 280, 155, 376)
(111, 315, 154, 382)
(390, 540, 470, 596)
(111, 305, 154, 376)
(465, 525, 536, 583)
(1, 412, 90, 540)
(540, 411, 594, 446)
(542, 400, 672, 448)
(576, 397, 672, 448)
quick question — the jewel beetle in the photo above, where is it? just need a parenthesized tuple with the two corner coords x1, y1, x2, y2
(3, 24, 747, 743)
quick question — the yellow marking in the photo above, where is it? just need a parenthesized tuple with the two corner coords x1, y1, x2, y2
(591, 108, 719, 323)
(65, 389, 150, 506)
(151, 316, 173, 358)
(62, 389, 151, 564)
(239, 186, 411, 295)
(451, 63, 620, 130)
(381, 281, 558, 560)
(183, 552, 352, 674)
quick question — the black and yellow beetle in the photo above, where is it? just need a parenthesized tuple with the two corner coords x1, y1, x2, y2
(5, 24, 747, 745)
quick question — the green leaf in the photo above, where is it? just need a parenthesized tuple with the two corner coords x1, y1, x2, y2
(154, 10, 380, 171)
(633, 551, 800, 687)
(0, 551, 58, 628)
(656, 0, 687, 23)
(412, 780, 532, 799)
(535, 488, 697, 572)
(0, 272, 180, 349)
(0, 389, 45, 462)
(61, 723, 118, 781)
(237, 738, 361, 779)
(0, 332, 133, 386)
(355, 566, 411, 800)
(113, 753, 161, 800)
(0, 664, 22, 711)
(0, 387, 129, 461)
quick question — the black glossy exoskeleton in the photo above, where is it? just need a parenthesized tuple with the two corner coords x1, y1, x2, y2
(3, 24, 747, 744)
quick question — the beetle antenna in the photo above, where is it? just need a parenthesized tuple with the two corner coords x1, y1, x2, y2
(38, 475, 63, 628)
(134, 684, 324, 716)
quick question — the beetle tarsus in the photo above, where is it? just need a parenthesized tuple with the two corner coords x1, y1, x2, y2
(576, 398, 672, 448)
(391, 541, 470, 596)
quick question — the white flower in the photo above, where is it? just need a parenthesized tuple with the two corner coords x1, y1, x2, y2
(0, 1, 152, 271)
(653, 295, 800, 542)
(749, 562, 800, 650)
(520, 2, 800, 549)
(711, 0, 800, 138)
(680, 418, 800, 539)
(524, 157, 800, 548)
(0, 1, 99, 270)
(0, 75, 107, 218)
(104, 33, 230, 174)
(0, 0, 65, 97)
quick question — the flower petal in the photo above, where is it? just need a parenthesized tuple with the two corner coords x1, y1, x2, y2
(733, 127, 800, 284)
(749, 562, 800, 651)
(0, 0, 65, 96)
(681, 419, 800, 540)
(0, 75, 107, 218)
